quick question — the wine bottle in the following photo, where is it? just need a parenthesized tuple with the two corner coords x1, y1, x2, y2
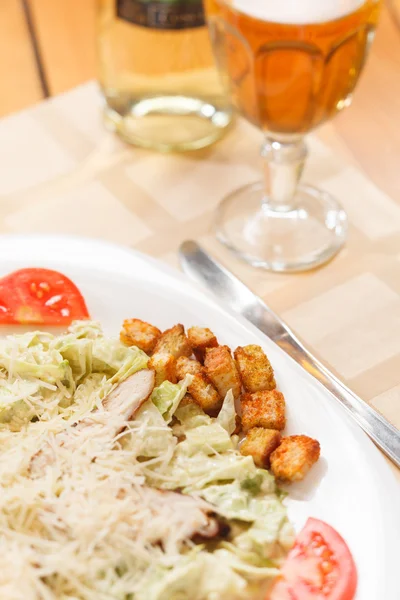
(97, 0, 233, 151)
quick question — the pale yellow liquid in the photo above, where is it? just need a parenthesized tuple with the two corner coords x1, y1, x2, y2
(97, 0, 233, 151)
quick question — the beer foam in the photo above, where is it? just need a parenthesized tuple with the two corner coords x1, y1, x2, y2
(232, 0, 366, 24)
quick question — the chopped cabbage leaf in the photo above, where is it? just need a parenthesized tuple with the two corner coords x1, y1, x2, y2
(136, 552, 248, 600)
(131, 400, 177, 459)
(92, 338, 148, 379)
(0, 321, 147, 426)
(68, 319, 103, 339)
(151, 375, 192, 423)
(217, 389, 236, 435)
(179, 423, 234, 456)
(200, 480, 283, 524)
(174, 403, 212, 430)
(56, 336, 93, 382)
(0, 380, 40, 424)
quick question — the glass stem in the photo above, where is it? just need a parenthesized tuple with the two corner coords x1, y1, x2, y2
(261, 137, 308, 212)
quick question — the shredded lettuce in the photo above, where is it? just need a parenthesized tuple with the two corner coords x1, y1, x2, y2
(56, 337, 93, 382)
(179, 423, 234, 456)
(0, 349, 71, 386)
(133, 400, 177, 459)
(68, 320, 103, 339)
(217, 390, 237, 435)
(235, 512, 289, 559)
(151, 375, 192, 423)
(135, 559, 203, 600)
(0, 321, 148, 427)
(0, 380, 40, 423)
(175, 403, 212, 430)
(200, 480, 293, 560)
(92, 338, 148, 379)
(200, 478, 278, 523)
(135, 551, 248, 600)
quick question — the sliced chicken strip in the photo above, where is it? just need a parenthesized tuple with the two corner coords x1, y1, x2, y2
(118, 486, 226, 552)
(102, 368, 155, 423)
(29, 369, 155, 478)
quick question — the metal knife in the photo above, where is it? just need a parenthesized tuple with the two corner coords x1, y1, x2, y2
(179, 240, 400, 469)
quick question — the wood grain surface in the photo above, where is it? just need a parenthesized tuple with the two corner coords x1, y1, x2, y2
(28, 0, 97, 96)
(0, 0, 43, 117)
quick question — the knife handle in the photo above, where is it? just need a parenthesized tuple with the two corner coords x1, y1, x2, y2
(277, 332, 400, 469)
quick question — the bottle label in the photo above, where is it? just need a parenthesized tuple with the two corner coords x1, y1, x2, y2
(117, 0, 206, 30)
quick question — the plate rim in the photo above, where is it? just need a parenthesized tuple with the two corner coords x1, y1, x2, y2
(0, 233, 398, 599)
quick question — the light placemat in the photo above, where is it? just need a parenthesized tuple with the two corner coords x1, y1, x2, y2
(0, 83, 399, 467)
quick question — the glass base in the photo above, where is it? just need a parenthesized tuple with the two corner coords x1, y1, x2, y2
(103, 95, 233, 152)
(216, 182, 348, 272)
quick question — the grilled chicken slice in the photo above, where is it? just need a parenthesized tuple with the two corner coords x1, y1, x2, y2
(29, 369, 155, 478)
(102, 368, 155, 424)
(133, 487, 226, 551)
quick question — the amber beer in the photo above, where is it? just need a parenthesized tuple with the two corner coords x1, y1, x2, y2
(205, 0, 381, 134)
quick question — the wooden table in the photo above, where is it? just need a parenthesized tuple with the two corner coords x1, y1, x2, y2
(0, 1, 399, 476)
(0, 0, 96, 115)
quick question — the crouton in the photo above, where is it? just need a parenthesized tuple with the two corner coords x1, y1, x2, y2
(188, 326, 218, 362)
(240, 428, 281, 468)
(120, 319, 161, 354)
(153, 324, 192, 359)
(234, 345, 276, 393)
(241, 390, 286, 432)
(204, 346, 242, 400)
(270, 435, 320, 482)
(189, 373, 222, 416)
(148, 353, 177, 386)
(176, 356, 203, 380)
(176, 355, 222, 415)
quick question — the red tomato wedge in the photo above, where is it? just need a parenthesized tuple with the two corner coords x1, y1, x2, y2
(269, 518, 357, 600)
(0, 268, 90, 325)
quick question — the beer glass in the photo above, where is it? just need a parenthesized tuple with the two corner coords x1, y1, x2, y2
(205, 0, 381, 271)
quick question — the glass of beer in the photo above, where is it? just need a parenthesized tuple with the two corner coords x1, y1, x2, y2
(205, 0, 381, 271)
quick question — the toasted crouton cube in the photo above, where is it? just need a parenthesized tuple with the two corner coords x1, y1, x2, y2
(240, 428, 281, 468)
(153, 324, 192, 359)
(189, 373, 222, 416)
(270, 435, 320, 482)
(148, 353, 177, 386)
(234, 345, 276, 393)
(176, 355, 221, 415)
(241, 390, 286, 432)
(204, 346, 242, 400)
(120, 319, 161, 354)
(176, 356, 203, 380)
(188, 327, 218, 362)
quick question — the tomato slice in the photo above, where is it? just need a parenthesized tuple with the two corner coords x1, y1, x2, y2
(0, 268, 90, 325)
(269, 518, 357, 600)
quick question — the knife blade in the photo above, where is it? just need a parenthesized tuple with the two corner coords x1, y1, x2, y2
(179, 240, 400, 469)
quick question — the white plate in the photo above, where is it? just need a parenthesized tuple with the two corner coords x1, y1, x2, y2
(0, 234, 398, 599)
